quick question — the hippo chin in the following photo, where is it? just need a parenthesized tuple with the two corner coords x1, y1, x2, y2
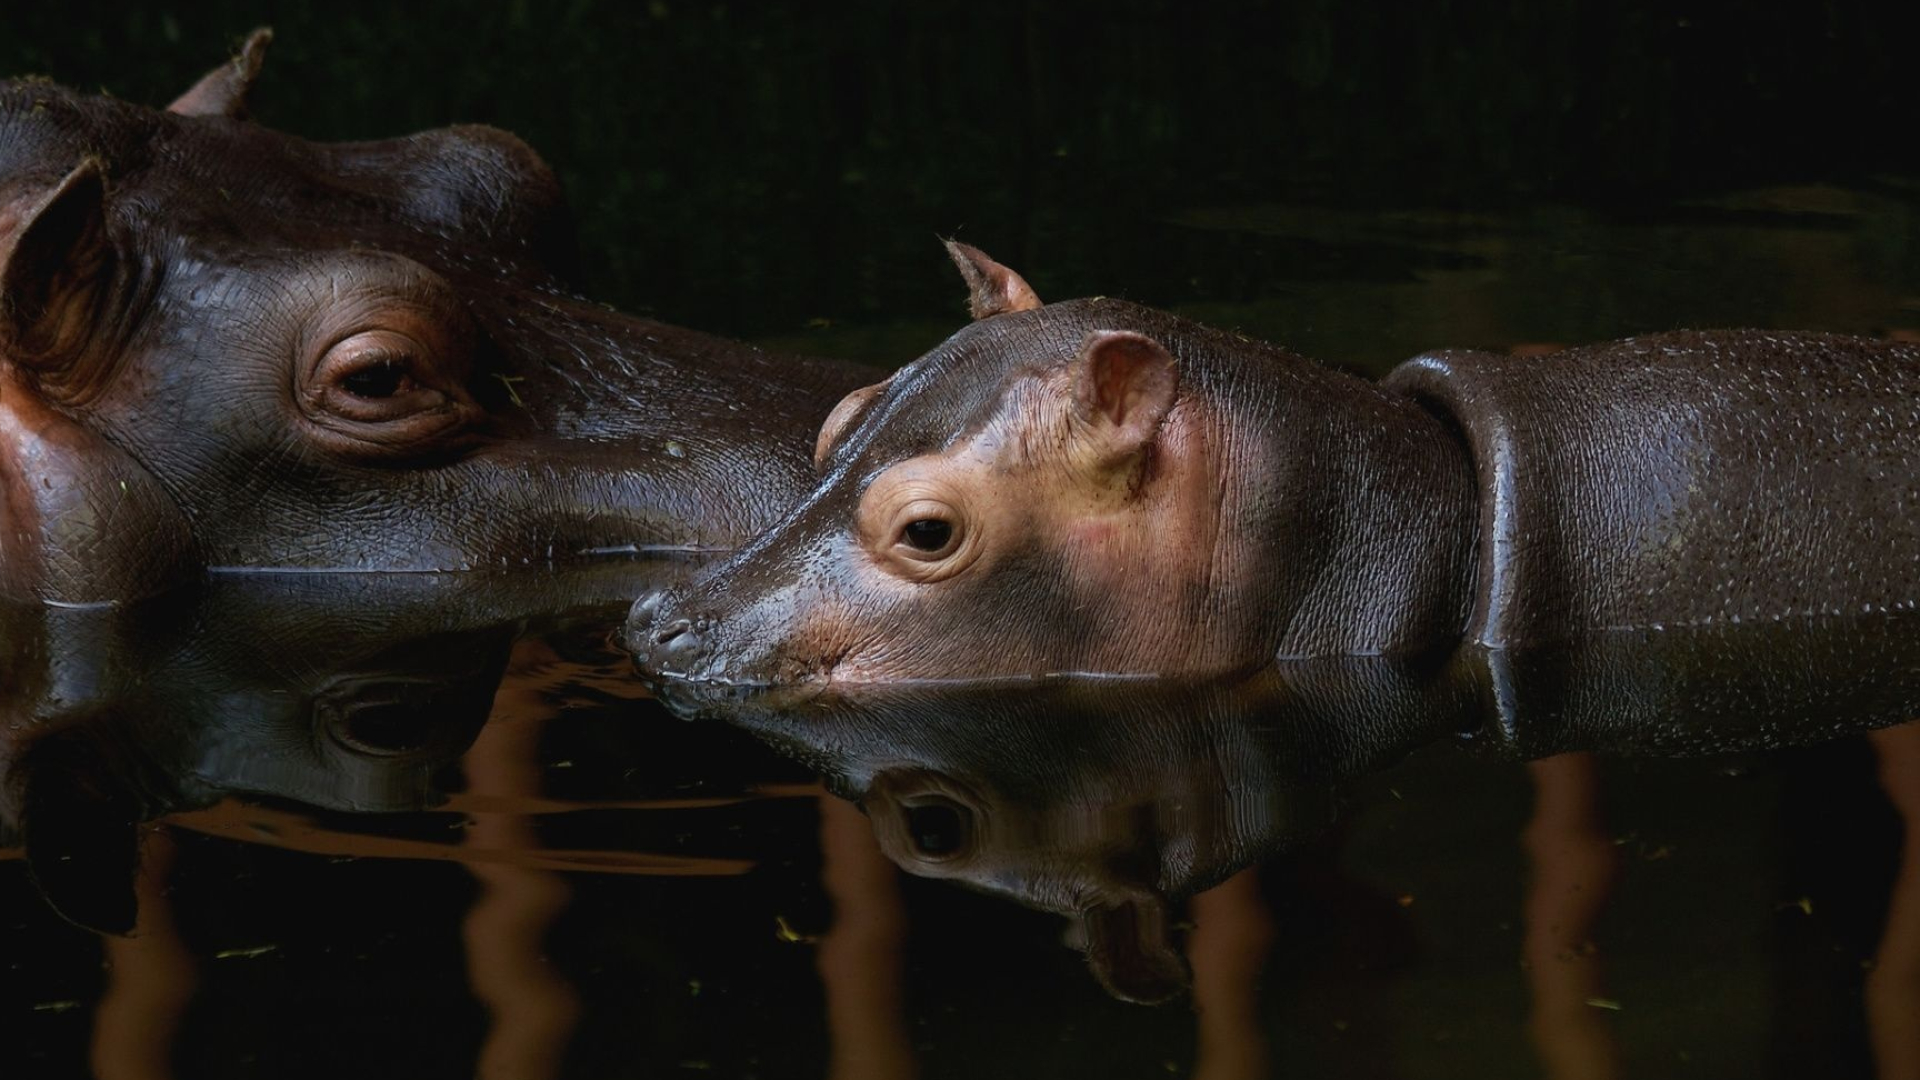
(0, 31, 871, 605)
(628, 242, 1920, 696)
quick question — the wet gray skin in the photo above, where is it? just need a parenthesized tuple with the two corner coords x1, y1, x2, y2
(627, 244, 1920, 702)
(0, 32, 873, 605)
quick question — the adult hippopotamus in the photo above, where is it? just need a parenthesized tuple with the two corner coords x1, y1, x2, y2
(0, 32, 871, 604)
(627, 242, 1920, 693)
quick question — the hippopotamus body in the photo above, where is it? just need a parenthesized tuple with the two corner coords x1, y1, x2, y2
(0, 32, 871, 604)
(629, 244, 1920, 696)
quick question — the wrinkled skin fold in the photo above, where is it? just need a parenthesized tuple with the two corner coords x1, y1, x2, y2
(0, 31, 873, 604)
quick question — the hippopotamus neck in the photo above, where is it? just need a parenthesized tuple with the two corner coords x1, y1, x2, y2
(1200, 349, 1478, 662)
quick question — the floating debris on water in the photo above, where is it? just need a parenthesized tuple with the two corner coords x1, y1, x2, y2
(773, 915, 816, 944)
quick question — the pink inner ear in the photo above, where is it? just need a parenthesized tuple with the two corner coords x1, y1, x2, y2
(1, 159, 110, 369)
(1077, 331, 1177, 435)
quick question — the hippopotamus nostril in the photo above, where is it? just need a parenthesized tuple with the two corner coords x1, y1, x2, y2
(623, 587, 716, 680)
(628, 590, 667, 629)
(641, 616, 711, 679)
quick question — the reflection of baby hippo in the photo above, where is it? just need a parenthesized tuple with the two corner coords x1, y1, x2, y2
(862, 766, 1189, 1002)
(630, 243, 1920, 690)
(710, 669, 1438, 1003)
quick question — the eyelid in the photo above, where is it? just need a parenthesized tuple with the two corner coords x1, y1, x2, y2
(316, 332, 437, 400)
(298, 325, 481, 458)
(859, 488, 981, 582)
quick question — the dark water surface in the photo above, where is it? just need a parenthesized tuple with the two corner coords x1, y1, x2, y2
(8, 5, 1920, 1079)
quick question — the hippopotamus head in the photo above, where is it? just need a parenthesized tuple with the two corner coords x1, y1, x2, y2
(628, 243, 1475, 697)
(0, 33, 867, 604)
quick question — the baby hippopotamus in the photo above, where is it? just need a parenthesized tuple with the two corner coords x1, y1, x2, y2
(627, 244, 1920, 695)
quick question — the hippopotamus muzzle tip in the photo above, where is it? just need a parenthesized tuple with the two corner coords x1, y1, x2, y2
(623, 589, 833, 717)
(623, 587, 699, 681)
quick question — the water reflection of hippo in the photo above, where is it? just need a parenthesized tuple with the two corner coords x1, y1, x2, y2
(709, 614, 1920, 1003)
(0, 564, 682, 933)
(0, 32, 871, 604)
(630, 244, 1919, 692)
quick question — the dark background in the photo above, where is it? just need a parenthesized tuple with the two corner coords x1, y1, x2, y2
(6, 0, 1920, 365)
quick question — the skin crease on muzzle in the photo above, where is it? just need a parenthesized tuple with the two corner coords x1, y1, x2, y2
(0, 30, 874, 605)
(629, 240, 1920, 694)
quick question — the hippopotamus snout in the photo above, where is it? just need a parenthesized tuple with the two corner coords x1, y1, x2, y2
(625, 590, 713, 681)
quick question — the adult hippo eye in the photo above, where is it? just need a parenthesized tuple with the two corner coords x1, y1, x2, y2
(320, 331, 440, 413)
(302, 327, 481, 457)
(339, 356, 412, 400)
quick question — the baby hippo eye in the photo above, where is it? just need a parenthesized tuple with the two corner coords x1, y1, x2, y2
(868, 492, 976, 580)
(900, 518, 953, 553)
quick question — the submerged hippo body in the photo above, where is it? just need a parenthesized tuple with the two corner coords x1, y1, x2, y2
(0, 33, 871, 604)
(629, 244, 1920, 697)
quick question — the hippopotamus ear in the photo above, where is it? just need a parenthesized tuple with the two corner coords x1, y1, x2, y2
(1, 157, 111, 373)
(1070, 330, 1179, 467)
(813, 377, 893, 471)
(167, 28, 273, 119)
(1080, 886, 1190, 1005)
(944, 240, 1042, 319)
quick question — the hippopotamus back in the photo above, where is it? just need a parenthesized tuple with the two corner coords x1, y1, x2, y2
(1387, 331, 1920, 647)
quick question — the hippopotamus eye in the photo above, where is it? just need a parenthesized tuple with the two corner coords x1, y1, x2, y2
(321, 331, 435, 408)
(301, 326, 481, 458)
(903, 798, 972, 860)
(339, 357, 414, 400)
(900, 518, 953, 553)
(864, 489, 977, 579)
